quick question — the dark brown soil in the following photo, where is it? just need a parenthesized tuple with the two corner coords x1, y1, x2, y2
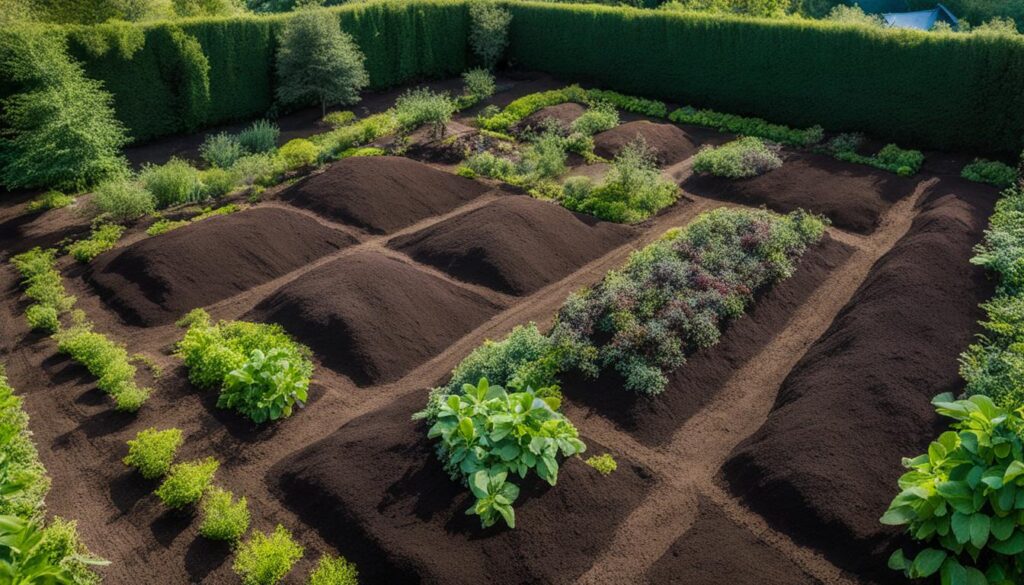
(389, 195, 638, 295)
(646, 496, 819, 585)
(248, 251, 504, 386)
(682, 152, 919, 234)
(561, 234, 855, 447)
(280, 156, 490, 234)
(721, 178, 998, 580)
(271, 392, 656, 585)
(593, 121, 701, 166)
(85, 207, 356, 327)
(516, 103, 587, 134)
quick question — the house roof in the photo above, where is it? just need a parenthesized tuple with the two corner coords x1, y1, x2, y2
(882, 3, 958, 30)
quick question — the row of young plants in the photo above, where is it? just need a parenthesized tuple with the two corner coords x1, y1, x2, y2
(418, 206, 827, 529)
(881, 165, 1024, 583)
(0, 363, 106, 584)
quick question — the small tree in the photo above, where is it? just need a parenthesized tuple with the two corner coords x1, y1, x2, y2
(275, 10, 369, 117)
(468, 0, 512, 70)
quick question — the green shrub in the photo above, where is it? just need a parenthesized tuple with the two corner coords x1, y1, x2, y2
(37, 517, 105, 585)
(0, 515, 105, 585)
(146, 219, 189, 236)
(338, 146, 385, 158)
(91, 178, 156, 223)
(275, 9, 369, 116)
(26, 191, 74, 214)
(275, 139, 320, 171)
(55, 322, 150, 412)
(824, 132, 864, 155)
(585, 453, 617, 475)
(154, 457, 219, 509)
(463, 151, 517, 181)
(519, 130, 568, 180)
(834, 143, 924, 176)
(310, 112, 399, 159)
(428, 378, 585, 529)
(669, 107, 823, 147)
(236, 120, 279, 154)
(10, 247, 76, 332)
(585, 89, 667, 118)
(323, 111, 355, 129)
(200, 167, 238, 198)
(25, 304, 59, 333)
(963, 159, 1017, 189)
(199, 487, 250, 542)
(394, 88, 457, 138)
(219, 348, 311, 424)
(68, 223, 125, 263)
(123, 427, 183, 480)
(468, 0, 512, 69)
(882, 394, 1024, 583)
(308, 555, 359, 585)
(140, 158, 204, 208)
(233, 525, 303, 585)
(0, 364, 49, 520)
(477, 86, 588, 132)
(231, 153, 278, 187)
(825, 4, 885, 26)
(462, 67, 496, 101)
(571, 102, 619, 136)
(692, 136, 783, 179)
(200, 132, 244, 169)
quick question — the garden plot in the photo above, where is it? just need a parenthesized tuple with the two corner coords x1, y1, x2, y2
(271, 395, 656, 585)
(249, 251, 505, 386)
(281, 156, 490, 234)
(682, 151, 918, 234)
(86, 207, 357, 326)
(389, 195, 638, 295)
(516, 102, 587, 133)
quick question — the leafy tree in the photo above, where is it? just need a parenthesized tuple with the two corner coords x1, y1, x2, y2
(275, 10, 369, 116)
(172, 0, 244, 16)
(468, 0, 512, 69)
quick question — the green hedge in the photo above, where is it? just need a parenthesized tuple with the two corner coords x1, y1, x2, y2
(61, 0, 469, 142)
(504, 2, 1024, 155)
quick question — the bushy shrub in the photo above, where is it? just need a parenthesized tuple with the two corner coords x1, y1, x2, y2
(463, 151, 517, 181)
(275, 139, 319, 171)
(199, 487, 250, 542)
(200, 132, 244, 169)
(231, 153, 278, 187)
(0, 364, 49, 520)
(550, 207, 827, 394)
(237, 120, 280, 154)
(154, 457, 219, 509)
(55, 322, 151, 412)
(585, 89, 667, 118)
(26, 191, 74, 213)
(310, 112, 399, 159)
(826, 4, 885, 26)
(462, 68, 496, 101)
(669, 107, 823, 148)
(233, 525, 303, 585)
(882, 394, 1024, 583)
(25, 304, 59, 333)
(91, 178, 156, 223)
(140, 158, 204, 208)
(692, 137, 783, 179)
(146, 219, 187, 236)
(200, 167, 237, 198)
(394, 88, 457, 138)
(10, 247, 76, 333)
(176, 309, 314, 423)
(68, 223, 124, 263)
(428, 378, 585, 528)
(824, 132, 864, 155)
(468, 0, 512, 69)
(338, 146, 385, 158)
(478, 86, 588, 132)
(37, 517, 105, 585)
(834, 143, 924, 176)
(519, 130, 568, 181)
(323, 111, 355, 129)
(963, 159, 1017, 189)
(585, 453, 617, 475)
(571, 102, 619, 136)
(308, 555, 359, 585)
(123, 427, 183, 480)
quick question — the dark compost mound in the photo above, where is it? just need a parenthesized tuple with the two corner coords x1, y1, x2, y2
(593, 121, 700, 166)
(271, 393, 655, 584)
(646, 497, 818, 585)
(721, 178, 998, 580)
(561, 235, 854, 447)
(682, 152, 919, 234)
(86, 207, 356, 327)
(389, 195, 637, 295)
(280, 156, 490, 234)
(516, 103, 586, 133)
(248, 251, 503, 386)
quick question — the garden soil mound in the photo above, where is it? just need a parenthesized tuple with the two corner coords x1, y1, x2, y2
(593, 121, 700, 166)
(280, 156, 490, 234)
(722, 178, 998, 580)
(682, 152, 918, 234)
(86, 207, 356, 327)
(271, 393, 655, 584)
(389, 195, 637, 295)
(561, 235, 854, 447)
(248, 251, 503, 386)
(516, 103, 586, 133)
(646, 497, 818, 585)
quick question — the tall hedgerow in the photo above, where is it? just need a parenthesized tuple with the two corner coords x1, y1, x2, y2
(468, 0, 511, 69)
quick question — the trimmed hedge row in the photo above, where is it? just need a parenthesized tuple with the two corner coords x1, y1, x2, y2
(504, 2, 1024, 155)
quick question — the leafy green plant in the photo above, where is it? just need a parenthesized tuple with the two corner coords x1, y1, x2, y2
(140, 158, 204, 208)
(123, 428, 183, 480)
(10, 247, 76, 334)
(519, 130, 568, 181)
(584, 89, 667, 118)
(834, 143, 924, 176)
(308, 554, 359, 585)
(322, 111, 355, 129)
(0, 365, 49, 521)
(275, 139, 319, 171)
(154, 457, 219, 510)
(394, 88, 457, 139)
(477, 86, 588, 132)
(692, 136, 783, 179)
(200, 132, 244, 169)
(669, 106, 823, 148)
(571, 102, 619, 136)
(233, 524, 303, 585)
(0, 515, 106, 585)
(55, 322, 150, 412)
(199, 487, 250, 542)
(68, 223, 124, 263)
(462, 68, 496, 101)
(230, 153, 278, 187)
(26, 191, 74, 214)
(585, 453, 617, 475)
(237, 120, 280, 154)
(146, 219, 189, 236)
(468, 0, 512, 69)
(25, 305, 59, 334)
(91, 178, 156, 223)
(219, 348, 310, 424)
(824, 132, 864, 155)
(963, 159, 1017, 189)
(200, 167, 237, 198)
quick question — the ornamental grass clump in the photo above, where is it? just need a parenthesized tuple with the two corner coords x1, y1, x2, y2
(550, 207, 827, 395)
(692, 136, 783, 179)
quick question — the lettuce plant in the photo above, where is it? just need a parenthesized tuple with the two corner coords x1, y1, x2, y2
(219, 348, 310, 424)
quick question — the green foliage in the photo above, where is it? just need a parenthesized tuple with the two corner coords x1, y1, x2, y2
(26, 191, 74, 213)
(200, 132, 244, 169)
(670, 106, 823, 147)
(963, 159, 1018, 189)
(835, 143, 925, 176)
(882, 394, 1024, 583)
(123, 427, 183, 479)
(173, 0, 244, 17)
(0, 365, 49, 521)
(394, 87, 457, 138)
(478, 85, 588, 132)
(91, 177, 156, 223)
(551, 207, 827, 394)
(519, 130, 568, 180)
(199, 487, 250, 542)
(463, 150, 517, 180)
(570, 102, 619, 136)
(55, 322, 151, 411)
(308, 555, 359, 585)
(0, 515, 106, 585)
(692, 136, 783, 179)
(233, 524, 303, 585)
(158, 27, 212, 132)
(275, 138, 320, 170)
(200, 167, 238, 198)
(0, 27, 129, 191)
(237, 119, 280, 154)
(323, 110, 355, 128)
(10, 247, 76, 333)
(176, 309, 314, 423)
(338, 146, 385, 158)
(276, 9, 369, 115)
(427, 378, 585, 529)
(585, 89, 668, 118)
(37, 517, 105, 585)
(823, 132, 864, 155)
(231, 152, 278, 187)
(462, 67, 496, 100)
(660, 0, 791, 17)
(68, 223, 125, 263)
(154, 457, 219, 509)
(26, 305, 60, 334)
(825, 4, 884, 26)
(146, 219, 188, 236)
(140, 158, 204, 208)
(310, 111, 399, 159)
(468, 0, 512, 68)
(585, 453, 618, 475)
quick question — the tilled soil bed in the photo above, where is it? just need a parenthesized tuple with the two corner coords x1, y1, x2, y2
(593, 120, 704, 166)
